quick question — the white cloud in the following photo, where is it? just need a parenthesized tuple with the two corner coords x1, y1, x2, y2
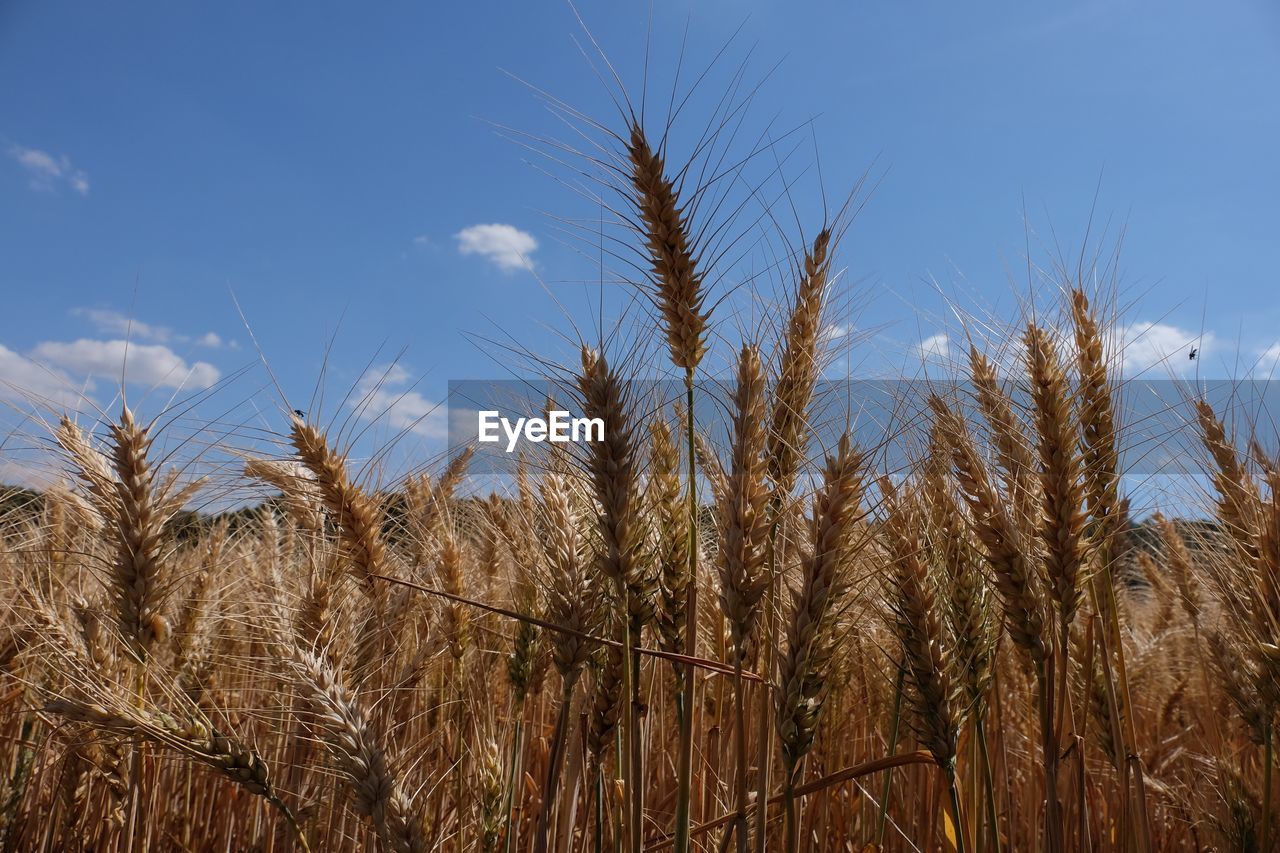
(376, 363, 413, 387)
(820, 323, 849, 343)
(30, 339, 220, 389)
(352, 364, 446, 439)
(916, 333, 950, 362)
(194, 332, 224, 348)
(0, 343, 87, 408)
(455, 223, 537, 272)
(1255, 343, 1280, 378)
(8, 144, 89, 195)
(1119, 322, 1213, 377)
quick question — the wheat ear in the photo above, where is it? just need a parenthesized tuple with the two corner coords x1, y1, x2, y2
(43, 697, 296, 825)
(713, 345, 771, 852)
(1024, 325, 1089, 634)
(282, 645, 426, 853)
(880, 479, 962, 768)
(967, 347, 1039, 529)
(716, 345, 771, 668)
(290, 416, 395, 682)
(649, 416, 689, 672)
(627, 122, 708, 373)
(930, 396, 1048, 662)
(289, 415, 389, 596)
(107, 406, 168, 661)
(1196, 399, 1262, 566)
(767, 229, 832, 498)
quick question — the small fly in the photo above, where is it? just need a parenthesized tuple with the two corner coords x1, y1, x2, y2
(292, 409, 307, 418)
(1189, 347, 1198, 361)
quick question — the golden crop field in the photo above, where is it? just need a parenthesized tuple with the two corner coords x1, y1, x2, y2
(1, 54, 1276, 853)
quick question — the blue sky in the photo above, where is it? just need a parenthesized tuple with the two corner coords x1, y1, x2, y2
(2, 1, 1279, 483)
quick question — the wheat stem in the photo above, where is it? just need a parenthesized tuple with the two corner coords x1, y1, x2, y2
(674, 370, 698, 853)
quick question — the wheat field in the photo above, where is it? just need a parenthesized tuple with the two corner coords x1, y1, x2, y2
(1, 108, 1277, 853)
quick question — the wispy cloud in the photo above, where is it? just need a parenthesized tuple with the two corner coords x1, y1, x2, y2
(30, 339, 221, 389)
(7, 143, 89, 195)
(72, 308, 231, 349)
(74, 308, 169, 340)
(351, 363, 446, 439)
(455, 223, 537, 272)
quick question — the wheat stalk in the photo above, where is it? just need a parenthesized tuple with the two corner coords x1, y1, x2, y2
(534, 472, 599, 853)
(576, 345, 650, 848)
(776, 434, 864, 851)
(880, 478, 966, 852)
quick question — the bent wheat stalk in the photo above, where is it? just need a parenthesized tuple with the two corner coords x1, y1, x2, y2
(281, 645, 427, 853)
(43, 697, 310, 852)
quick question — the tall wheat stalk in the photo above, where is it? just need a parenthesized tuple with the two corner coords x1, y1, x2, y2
(754, 227, 833, 852)
(626, 120, 709, 853)
(1071, 288, 1150, 848)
